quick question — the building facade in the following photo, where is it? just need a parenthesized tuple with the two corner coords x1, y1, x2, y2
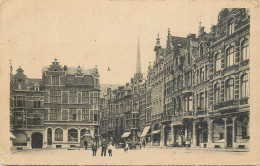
(10, 59, 101, 150)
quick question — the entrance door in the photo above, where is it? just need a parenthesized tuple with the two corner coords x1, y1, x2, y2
(47, 128, 52, 145)
(31, 133, 43, 148)
(196, 129, 200, 146)
(227, 126, 232, 147)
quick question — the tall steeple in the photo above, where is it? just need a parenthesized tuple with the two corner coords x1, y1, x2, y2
(134, 37, 142, 81)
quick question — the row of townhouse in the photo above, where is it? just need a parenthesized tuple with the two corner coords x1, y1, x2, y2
(100, 8, 250, 149)
(10, 59, 101, 150)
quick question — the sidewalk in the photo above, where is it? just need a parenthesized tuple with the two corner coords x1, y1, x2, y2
(145, 145, 249, 152)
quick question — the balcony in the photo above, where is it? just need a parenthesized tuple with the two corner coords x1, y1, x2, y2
(161, 114, 172, 122)
(213, 100, 238, 112)
(196, 109, 207, 116)
(182, 111, 193, 118)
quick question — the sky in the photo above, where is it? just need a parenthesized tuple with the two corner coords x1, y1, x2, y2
(1, 0, 224, 85)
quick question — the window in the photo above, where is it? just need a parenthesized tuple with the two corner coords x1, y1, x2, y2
(93, 93, 98, 105)
(187, 53, 191, 64)
(82, 92, 89, 104)
(52, 76, 59, 85)
(177, 75, 181, 89)
(241, 40, 249, 61)
(62, 109, 68, 120)
(215, 54, 221, 71)
(94, 110, 98, 121)
(34, 101, 41, 108)
(50, 91, 61, 103)
(90, 110, 93, 121)
(226, 47, 235, 67)
(196, 69, 199, 84)
(76, 77, 84, 85)
(69, 109, 77, 121)
(14, 96, 25, 107)
(200, 67, 205, 83)
(82, 109, 89, 121)
(62, 92, 68, 103)
(69, 92, 77, 104)
(226, 79, 234, 101)
(200, 93, 205, 110)
(77, 92, 82, 104)
(214, 83, 220, 104)
(68, 129, 78, 142)
(49, 109, 61, 120)
(241, 74, 249, 98)
(200, 43, 204, 56)
(184, 95, 193, 112)
(90, 93, 93, 105)
(228, 18, 235, 35)
(55, 128, 63, 141)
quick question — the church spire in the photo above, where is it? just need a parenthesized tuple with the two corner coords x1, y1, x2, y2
(134, 37, 142, 81)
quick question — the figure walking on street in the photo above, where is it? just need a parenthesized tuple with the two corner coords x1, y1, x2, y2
(92, 141, 97, 156)
(84, 140, 88, 150)
(101, 140, 108, 156)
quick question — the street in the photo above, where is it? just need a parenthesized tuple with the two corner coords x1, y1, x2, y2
(7, 147, 251, 165)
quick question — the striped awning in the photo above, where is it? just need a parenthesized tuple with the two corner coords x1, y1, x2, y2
(121, 132, 131, 138)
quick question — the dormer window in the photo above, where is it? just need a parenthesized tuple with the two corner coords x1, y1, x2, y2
(34, 87, 40, 91)
(228, 18, 235, 35)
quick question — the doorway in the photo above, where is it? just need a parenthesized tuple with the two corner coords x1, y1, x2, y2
(31, 133, 43, 148)
(227, 126, 233, 147)
(47, 128, 52, 145)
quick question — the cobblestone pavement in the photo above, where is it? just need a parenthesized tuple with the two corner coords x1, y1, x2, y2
(7, 147, 252, 165)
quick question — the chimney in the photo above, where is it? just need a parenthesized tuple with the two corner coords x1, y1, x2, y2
(64, 65, 67, 71)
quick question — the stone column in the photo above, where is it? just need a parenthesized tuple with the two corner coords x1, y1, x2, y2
(207, 119, 213, 148)
(160, 124, 164, 146)
(232, 117, 236, 148)
(191, 120, 196, 148)
(171, 124, 174, 145)
(223, 118, 227, 148)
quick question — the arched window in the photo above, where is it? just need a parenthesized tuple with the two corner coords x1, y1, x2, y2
(68, 129, 78, 142)
(214, 83, 220, 104)
(200, 43, 204, 56)
(241, 40, 249, 61)
(226, 79, 234, 101)
(241, 74, 249, 98)
(215, 54, 221, 71)
(226, 47, 235, 67)
(228, 18, 235, 35)
(55, 128, 63, 141)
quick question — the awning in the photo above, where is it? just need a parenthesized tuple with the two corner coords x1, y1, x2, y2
(13, 133, 27, 142)
(140, 126, 151, 137)
(121, 132, 131, 138)
(10, 133, 16, 139)
(151, 130, 161, 135)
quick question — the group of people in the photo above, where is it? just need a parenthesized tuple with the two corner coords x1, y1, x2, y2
(84, 140, 113, 157)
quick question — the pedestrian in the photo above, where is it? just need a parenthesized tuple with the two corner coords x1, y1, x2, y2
(124, 142, 129, 152)
(101, 140, 108, 156)
(84, 140, 88, 150)
(108, 143, 113, 157)
(178, 135, 182, 147)
(92, 142, 97, 156)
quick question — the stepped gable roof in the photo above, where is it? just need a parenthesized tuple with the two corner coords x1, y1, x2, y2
(42, 66, 95, 75)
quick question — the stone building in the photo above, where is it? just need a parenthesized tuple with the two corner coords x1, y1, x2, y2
(10, 59, 101, 150)
(10, 67, 46, 150)
(42, 59, 101, 148)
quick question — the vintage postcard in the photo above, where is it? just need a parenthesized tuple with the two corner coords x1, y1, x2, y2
(0, 0, 260, 165)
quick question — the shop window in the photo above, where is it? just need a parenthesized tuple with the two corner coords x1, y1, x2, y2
(213, 119, 225, 142)
(55, 128, 63, 141)
(241, 40, 249, 61)
(68, 129, 78, 142)
(235, 116, 249, 142)
(241, 74, 249, 98)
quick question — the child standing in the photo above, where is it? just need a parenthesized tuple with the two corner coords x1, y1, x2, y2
(108, 143, 113, 157)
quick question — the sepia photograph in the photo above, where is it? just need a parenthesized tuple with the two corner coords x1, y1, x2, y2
(0, 0, 260, 165)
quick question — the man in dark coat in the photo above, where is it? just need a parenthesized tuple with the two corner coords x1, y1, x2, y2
(92, 142, 97, 156)
(101, 140, 108, 156)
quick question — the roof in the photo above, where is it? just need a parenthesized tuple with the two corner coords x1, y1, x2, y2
(171, 36, 187, 47)
(42, 66, 95, 75)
